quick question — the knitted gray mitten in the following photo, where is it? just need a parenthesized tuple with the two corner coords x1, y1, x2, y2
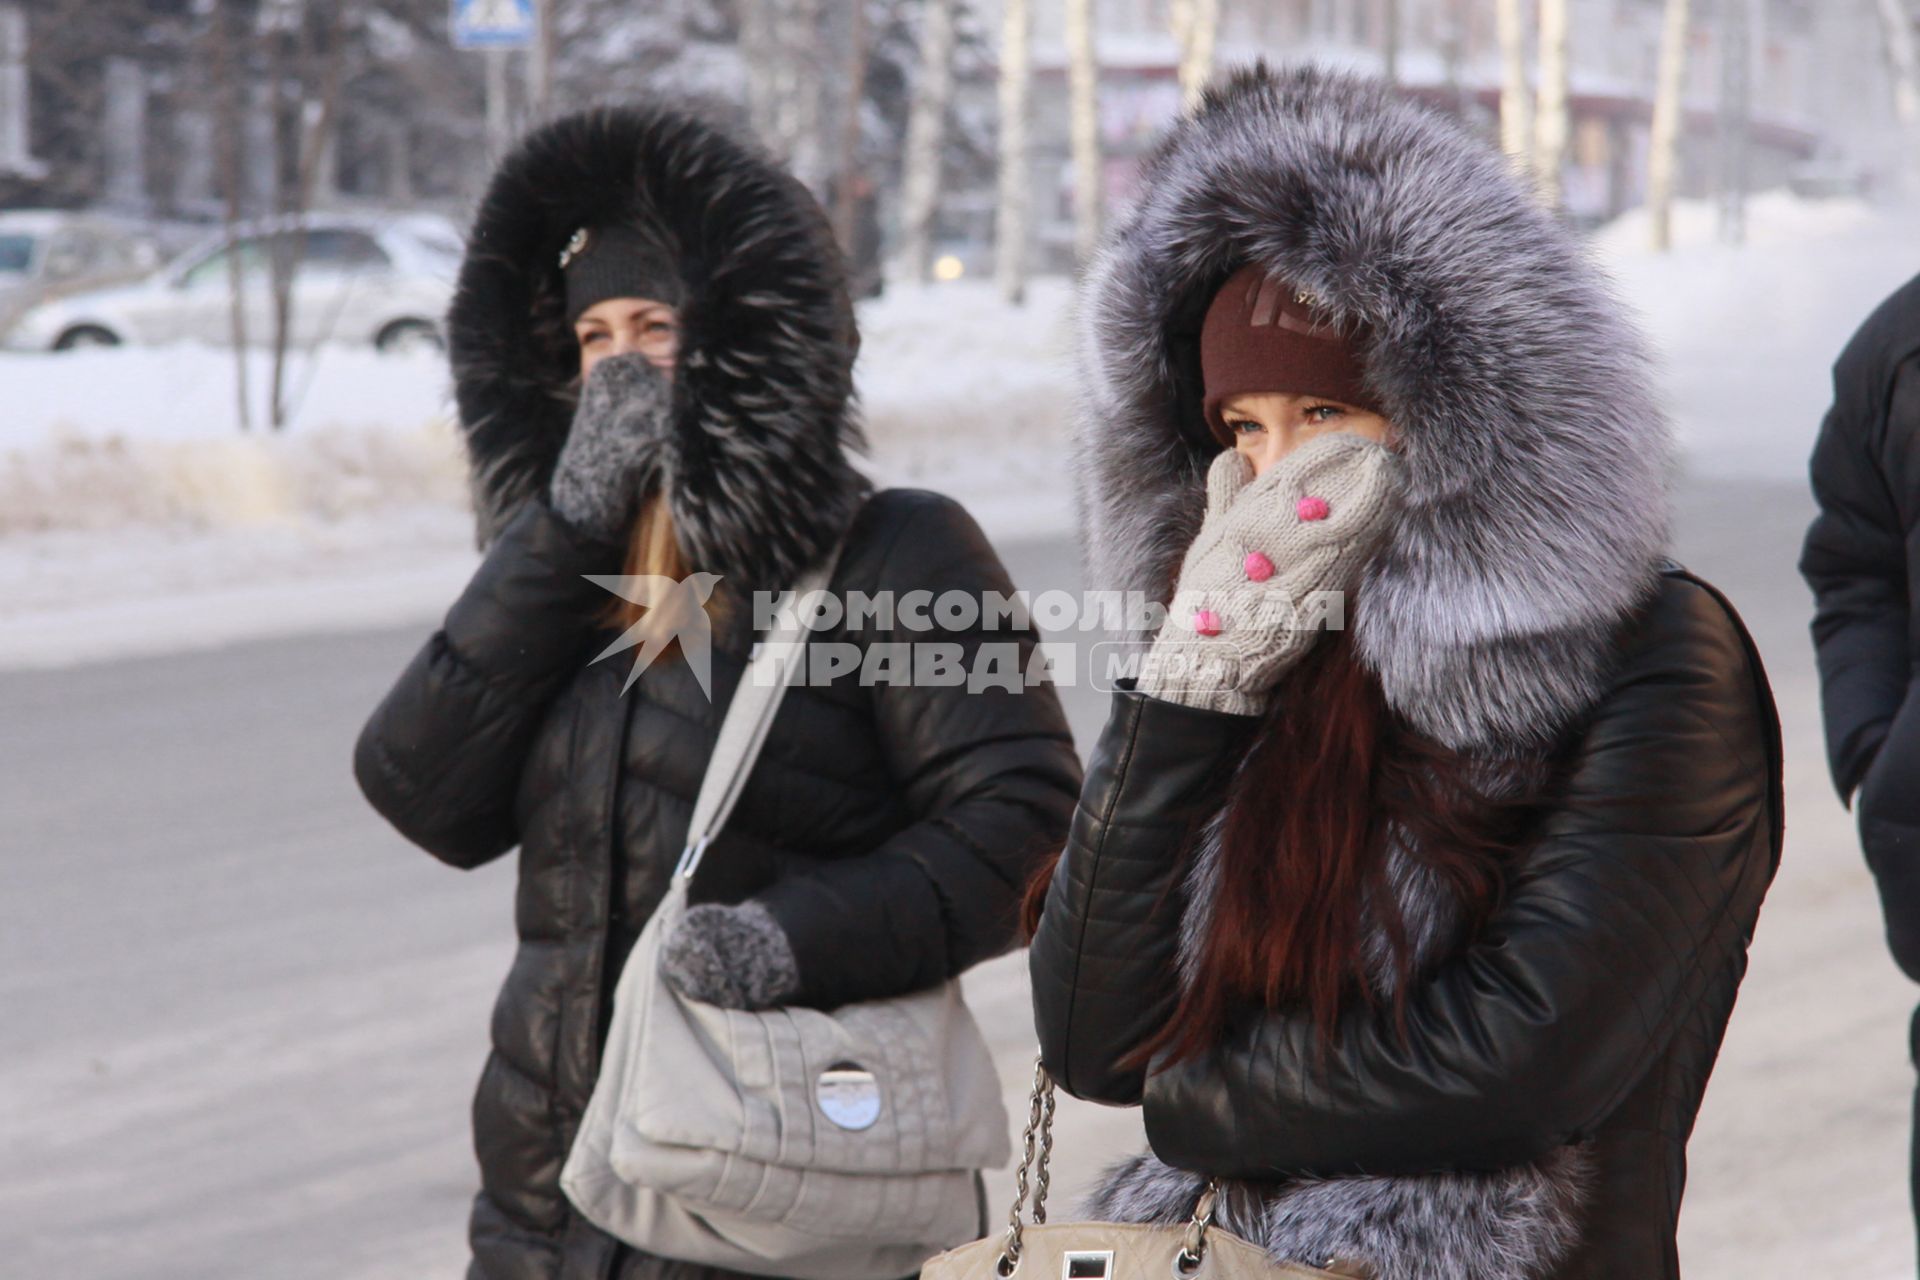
(659, 900, 802, 1010)
(547, 353, 672, 540)
(1137, 432, 1403, 715)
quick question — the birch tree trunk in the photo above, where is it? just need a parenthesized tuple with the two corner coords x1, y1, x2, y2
(266, 2, 347, 431)
(1066, 0, 1103, 267)
(1382, 0, 1401, 85)
(1533, 0, 1571, 211)
(526, 0, 554, 120)
(831, 0, 870, 253)
(899, 0, 957, 284)
(780, 0, 828, 192)
(1441, 0, 1470, 114)
(740, 0, 827, 188)
(740, 0, 782, 151)
(996, 0, 1032, 304)
(209, 2, 251, 433)
(1716, 0, 1753, 246)
(1882, 0, 1920, 124)
(1647, 0, 1691, 252)
(484, 48, 511, 159)
(1495, 0, 1532, 175)
(1170, 0, 1219, 110)
(1876, 0, 1920, 182)
(0, 6, 34, 177)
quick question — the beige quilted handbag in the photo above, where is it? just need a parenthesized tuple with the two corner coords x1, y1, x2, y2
(921, 1060, 1363, 1280)
(562, 544, 1010, 1280)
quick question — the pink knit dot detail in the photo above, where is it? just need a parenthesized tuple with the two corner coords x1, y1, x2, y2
(1193, 608, 1222, 637)
(1243, 551, 1275, 582)
(1297, 495, 1330, 521)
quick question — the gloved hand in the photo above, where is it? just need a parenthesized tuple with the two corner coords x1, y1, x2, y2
(1137, 432, 1403, 715)
(546, 353, 672, 541)
(660, 900, 802, 1010)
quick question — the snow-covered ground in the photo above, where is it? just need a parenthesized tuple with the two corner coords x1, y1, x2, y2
(0, 194, 1913, 667)
(1595, 192, 1920, 481)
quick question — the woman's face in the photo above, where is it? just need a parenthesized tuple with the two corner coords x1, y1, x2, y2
(575, 296, 680, 379)
(1220, 392, 1395, 477)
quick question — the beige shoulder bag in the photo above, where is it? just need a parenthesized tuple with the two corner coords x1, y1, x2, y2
(921, 1059, 1354, 1280)
(562, 547, 1011, 1280)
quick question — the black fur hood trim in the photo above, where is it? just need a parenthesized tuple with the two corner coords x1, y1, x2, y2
(449, 100, 869, 589)
(1075, 64, 1673, 753)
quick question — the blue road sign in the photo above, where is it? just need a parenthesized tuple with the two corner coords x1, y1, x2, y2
(451, 0, 536, 49)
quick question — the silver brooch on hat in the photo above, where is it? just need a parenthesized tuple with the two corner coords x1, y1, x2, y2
(558, 226, 591, 270)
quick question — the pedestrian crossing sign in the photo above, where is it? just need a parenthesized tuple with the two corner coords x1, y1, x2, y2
(451, 0, 536, 49)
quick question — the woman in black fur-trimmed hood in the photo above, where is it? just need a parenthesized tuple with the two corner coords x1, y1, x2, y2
(353, 101, 1081, 1280)
(1027, 65, 1784, 1279)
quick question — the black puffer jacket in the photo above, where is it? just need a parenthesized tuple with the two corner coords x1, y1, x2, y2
(1031, 68, 1784, 1280)
(1801, 272, 1920, 976)
(354, 103, 1080, 1280)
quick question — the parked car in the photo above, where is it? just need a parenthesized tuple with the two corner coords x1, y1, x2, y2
(1, 213, 461, 354)
(0, 209, 166, 337)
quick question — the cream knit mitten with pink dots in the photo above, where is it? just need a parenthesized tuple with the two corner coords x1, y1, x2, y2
(1137, 433, 1403, 715)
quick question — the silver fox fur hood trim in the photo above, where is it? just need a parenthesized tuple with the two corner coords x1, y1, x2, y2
(1075, 64, 1673, 754)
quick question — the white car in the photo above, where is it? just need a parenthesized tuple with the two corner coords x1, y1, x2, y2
(2, 214, 462, 354)
(0, 209, 167, 335)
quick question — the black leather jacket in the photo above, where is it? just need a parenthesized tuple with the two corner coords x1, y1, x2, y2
(1030, 569, 1782, 1279)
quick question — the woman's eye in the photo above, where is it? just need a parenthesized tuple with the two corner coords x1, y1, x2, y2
(643, 321, 675, 336)
(1227, 419, 1263, 435)
(578, 331, 607, 346)
(1304, 405, 1345, 424)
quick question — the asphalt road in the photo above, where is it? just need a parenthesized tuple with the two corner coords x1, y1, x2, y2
(2, 479, 1913, 1277)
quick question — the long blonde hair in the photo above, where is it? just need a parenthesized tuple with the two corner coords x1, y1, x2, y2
(603, 492, 677, 626)
(598, 493, 731, 652)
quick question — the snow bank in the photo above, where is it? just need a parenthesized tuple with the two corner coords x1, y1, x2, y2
(0, 345, 468, 534)
(0, 280, 1082, 665)
(1594, 192, 1920, 481)
(0, 344, 454, 450)
(0, 281, 1079, 539)
(856, 276, 1078, 542)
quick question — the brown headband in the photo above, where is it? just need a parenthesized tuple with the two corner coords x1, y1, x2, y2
(1199, 264, 1381, 445)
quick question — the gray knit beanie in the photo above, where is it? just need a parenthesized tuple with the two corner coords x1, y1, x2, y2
(560, 222, 685, 323)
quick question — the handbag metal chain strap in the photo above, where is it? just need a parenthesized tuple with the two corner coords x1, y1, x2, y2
(997, 1055, 1221, 1279)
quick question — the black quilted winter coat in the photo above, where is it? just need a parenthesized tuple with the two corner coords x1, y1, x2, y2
(353, 103, 1081, 1280)
(1801, 272, 1920, 978)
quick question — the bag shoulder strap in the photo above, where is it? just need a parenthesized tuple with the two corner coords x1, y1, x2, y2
(672, 537, 848, 884)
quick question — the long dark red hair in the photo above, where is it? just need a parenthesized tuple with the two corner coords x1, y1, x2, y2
(1023, 618, 1550, 1067)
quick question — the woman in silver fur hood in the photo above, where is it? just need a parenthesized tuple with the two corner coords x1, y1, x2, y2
(1026, 65, 1783, 1280)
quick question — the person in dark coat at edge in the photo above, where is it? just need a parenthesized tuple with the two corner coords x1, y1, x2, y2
(1801, 270, 1920, 1241)
(1024, 66, 1784, 1280)
(352, 100, 1082, 1280)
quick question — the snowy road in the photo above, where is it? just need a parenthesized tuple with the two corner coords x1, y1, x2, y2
(2, 481, 1915, 1277)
